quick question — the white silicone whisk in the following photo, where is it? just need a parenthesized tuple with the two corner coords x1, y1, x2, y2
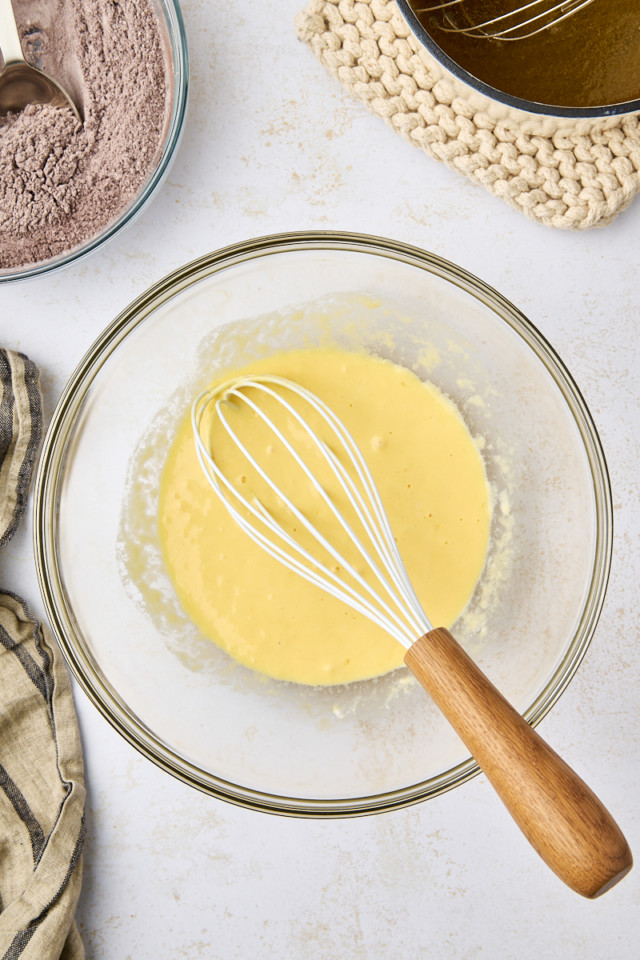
(193, 374, 631, 898)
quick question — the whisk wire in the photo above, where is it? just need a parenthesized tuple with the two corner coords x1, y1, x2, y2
(263, 378, 431, 632)
(192, 416, 397, 638)
(219, 382, 419, 635)
(192, 377, 433, 648)
(322, 443, 429, 632)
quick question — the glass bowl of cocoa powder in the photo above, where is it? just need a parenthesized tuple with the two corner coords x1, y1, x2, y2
(0, 0, 188, 282)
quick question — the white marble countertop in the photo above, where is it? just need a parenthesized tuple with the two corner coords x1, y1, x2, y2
(1, 1, 639, 956)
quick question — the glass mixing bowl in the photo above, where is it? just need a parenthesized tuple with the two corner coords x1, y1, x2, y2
(33, 232, 612, 816)
(0, 0, 188, 284)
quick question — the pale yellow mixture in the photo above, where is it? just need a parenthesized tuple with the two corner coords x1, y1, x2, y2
(158, 348, 491, 686)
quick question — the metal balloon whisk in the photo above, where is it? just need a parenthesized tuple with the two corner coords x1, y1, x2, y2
(415, 0, 597, 40)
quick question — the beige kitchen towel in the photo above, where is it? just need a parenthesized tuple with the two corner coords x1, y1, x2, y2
(296, 0, 640, 229)
(0, 350, 85, 959)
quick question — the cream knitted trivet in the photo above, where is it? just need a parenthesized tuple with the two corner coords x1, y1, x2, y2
(296, 0, 640, 229)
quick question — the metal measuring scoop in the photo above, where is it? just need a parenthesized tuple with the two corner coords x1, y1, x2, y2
(0, 0, 79, 119)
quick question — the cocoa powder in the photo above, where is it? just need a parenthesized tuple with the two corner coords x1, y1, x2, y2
(0, 0, 170, 272)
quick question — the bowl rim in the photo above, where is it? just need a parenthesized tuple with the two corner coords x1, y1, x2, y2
(0, 0, 190, 285)
(33, 230, 613, 817)
(394, 0, 640, 121)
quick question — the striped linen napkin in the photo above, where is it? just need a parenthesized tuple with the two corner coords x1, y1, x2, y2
(0, 350, 86, 959)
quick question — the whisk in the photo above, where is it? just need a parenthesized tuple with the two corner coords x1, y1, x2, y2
(192, 374, 631, 897)
(416, 0, 596, 40)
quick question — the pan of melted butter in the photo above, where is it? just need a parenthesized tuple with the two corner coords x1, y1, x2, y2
(404, 0, 640, 108)
(157, 347, 492, 686)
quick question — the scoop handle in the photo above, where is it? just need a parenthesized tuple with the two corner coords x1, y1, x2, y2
(404, 627, 632, 898)
(0, 0, 25, 66)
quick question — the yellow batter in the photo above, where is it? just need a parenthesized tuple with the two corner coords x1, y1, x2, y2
(158, 348, 491, 686)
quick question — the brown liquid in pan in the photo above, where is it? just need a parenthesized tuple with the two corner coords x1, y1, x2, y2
(409, 0, 640, 108)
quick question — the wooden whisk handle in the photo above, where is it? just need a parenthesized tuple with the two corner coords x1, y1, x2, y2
(404, 628, 632, 898)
